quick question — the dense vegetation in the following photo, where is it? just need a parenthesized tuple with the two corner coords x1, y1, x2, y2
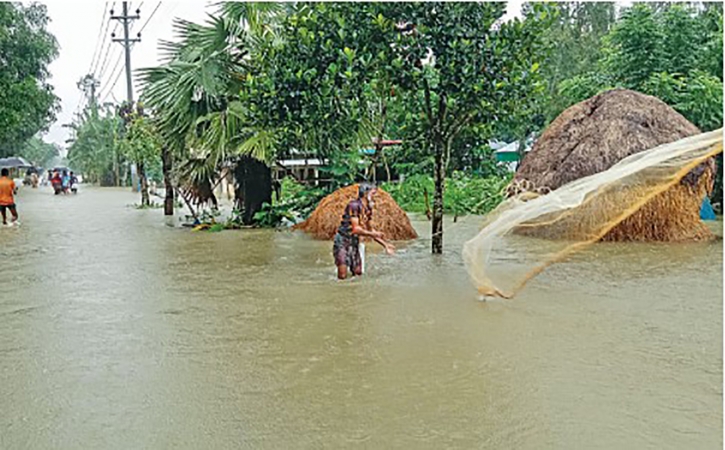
(0, 2, 59, 157)
(51, 2, 725, 252)
(18, 137, 60, 168)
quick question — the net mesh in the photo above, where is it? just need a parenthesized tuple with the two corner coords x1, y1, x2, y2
(463, 129, 723, 299)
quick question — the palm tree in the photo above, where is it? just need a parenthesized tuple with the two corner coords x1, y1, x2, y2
(139, 2, 383, 223)
(138, 2, 283, 220)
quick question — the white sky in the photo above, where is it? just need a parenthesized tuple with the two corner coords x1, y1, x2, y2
(42, 1, 212, 148)
(40, 1, 532, 149)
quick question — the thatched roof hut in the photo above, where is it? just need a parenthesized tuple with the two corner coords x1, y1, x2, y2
(293, 184, 418, 240)
(509, 89, 716, 242)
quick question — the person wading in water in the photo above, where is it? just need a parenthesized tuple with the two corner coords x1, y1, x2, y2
(0, 168, 19, 225)
(333, 184, 395, 280)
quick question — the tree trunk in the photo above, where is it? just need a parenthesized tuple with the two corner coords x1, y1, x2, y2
(138, 161, 150, 206)
(162, 147, 174, 216)
(423, 188, 432, 221)
(233, 156, 272, 225)
(431, 140, 445, 254)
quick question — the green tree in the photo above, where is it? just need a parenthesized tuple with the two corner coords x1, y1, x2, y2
(19, 136, 59, 168)
(660, 5, 701, 75)
(381, 2, 551, 253)
(555, 2, 723, 207)
(697, 3, 723, 81)
(117, 103, 161, 207)
(234, 2, 550, 249)
(534, 2, 617, 121)
(234, 3, 392, 178)
(66, 105, 125, 186)
(139, 3, 283, 220)
(0, 2, 59, 156)
(556, 3, 723, 127)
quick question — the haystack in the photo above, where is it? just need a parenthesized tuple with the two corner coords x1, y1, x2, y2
(293, 184, 418, 240)
(510, 89, 717, 242)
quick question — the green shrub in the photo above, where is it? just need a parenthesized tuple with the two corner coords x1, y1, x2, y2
(253, 177, 327, 227)
(382, 172, 511, 217)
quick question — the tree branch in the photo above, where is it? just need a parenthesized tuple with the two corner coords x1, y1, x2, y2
(422, 77, 434, 129)
(437, 92, 447, 130)
(442, 103, 471, 137)
(448, 110, 475, 140)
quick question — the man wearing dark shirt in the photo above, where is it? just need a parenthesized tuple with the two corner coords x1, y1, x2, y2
(333, 183, 395, 279)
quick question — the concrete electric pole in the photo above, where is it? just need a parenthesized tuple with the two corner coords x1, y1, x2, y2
(110, 2, 141, 192)
(77, 74, 101, 116)
(110, 2, 140, 104)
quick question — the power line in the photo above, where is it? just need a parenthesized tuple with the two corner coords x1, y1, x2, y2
(101, 65, 125, 104)
(99, 44, 123, 92)
(93, 3, 118, 78)
(99, 54, 125, 102)
(111, 2, 141, 103)
(137, 2, 162, 35)
(87, 2, 109, 76)
(101, 31, 144, 102)
(99, 1, 162, 106)
(96, 22, 120, 81)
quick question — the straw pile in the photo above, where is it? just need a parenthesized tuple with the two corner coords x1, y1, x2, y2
(510, 89, 716, 242)
(603, 169, 714, 241)
(293, 184, 418, 240)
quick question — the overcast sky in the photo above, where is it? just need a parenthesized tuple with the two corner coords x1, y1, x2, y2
(41, 1, 527, 149)
(42, 1, 211, 148)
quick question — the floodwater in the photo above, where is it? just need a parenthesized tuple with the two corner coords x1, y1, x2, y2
(0, 186, 721, 449)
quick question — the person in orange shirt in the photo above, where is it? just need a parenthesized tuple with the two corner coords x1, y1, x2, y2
(0, 168, 19, 225)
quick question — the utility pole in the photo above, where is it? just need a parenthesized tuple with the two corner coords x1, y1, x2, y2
(77, 74, 100, 117)
(111, 2, 140, 104)
(110, 2, 141, 191)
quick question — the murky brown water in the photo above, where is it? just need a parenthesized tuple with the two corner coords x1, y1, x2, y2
(0, 186, 721, 449)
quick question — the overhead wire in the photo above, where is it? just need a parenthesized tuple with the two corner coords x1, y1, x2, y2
(96, 22, 121, 82)
(102, 2, 162, 103)
(92, 3, 116, 78)
(100, 55, 125, 103)
(87, 1, 109, 77)
(74, 3, 107, 120)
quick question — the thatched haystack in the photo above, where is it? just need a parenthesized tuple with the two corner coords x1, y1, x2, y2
(510, 88, 717, 242)
(293, 184, 418, 240)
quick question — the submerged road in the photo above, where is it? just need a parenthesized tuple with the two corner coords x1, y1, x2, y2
(0, 186, 722, 449)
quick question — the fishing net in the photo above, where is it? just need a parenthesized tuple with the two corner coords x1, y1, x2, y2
(463, 129, 723, 299)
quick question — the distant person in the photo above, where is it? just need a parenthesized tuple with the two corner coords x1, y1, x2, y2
(0, 168, 19, 225)
(69, 171, 78, 193)
(333, 183, 395, 280)
(61, 170, 70, 194)
(51, 171, 62, 195)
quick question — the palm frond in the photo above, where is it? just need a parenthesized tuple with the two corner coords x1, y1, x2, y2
(235, 128, 279, 164)
(137, 0, 285, 168)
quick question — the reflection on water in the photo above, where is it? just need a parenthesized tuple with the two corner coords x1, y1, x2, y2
(0, 187, 721, 449)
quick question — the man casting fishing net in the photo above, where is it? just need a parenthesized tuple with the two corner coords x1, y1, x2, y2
(334, 184, 395, 279)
